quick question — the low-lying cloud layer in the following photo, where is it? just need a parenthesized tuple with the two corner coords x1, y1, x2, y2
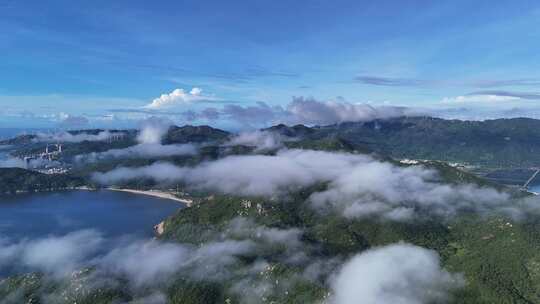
(145, 88, 218, 109)
(309, 161, 512, 221)
(91, 148, 531, 221)
(0, 230, 103, 278)
(35, 130, 123, 143)
(330, 243, 464, 304)
(0, 155, 59, 169)
(76, 117, 197, 162)
(225, 130, 290, 151)
(0, 229, 253, 287)
(93, 149, 367, 196)
(0, 220, 317, 303)
(78, 143, 198, 162)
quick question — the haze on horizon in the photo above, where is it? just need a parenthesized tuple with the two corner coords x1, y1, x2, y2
(2, 0, 540, 130)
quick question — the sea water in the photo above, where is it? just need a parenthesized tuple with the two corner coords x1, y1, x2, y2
(0, 190, 182, 239)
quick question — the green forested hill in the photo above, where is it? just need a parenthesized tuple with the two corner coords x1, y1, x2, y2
(313, 117, 540, 168)
(157, 188, 540, 303)
(164, 125, 230, 144)
(0, 168, 84, 194)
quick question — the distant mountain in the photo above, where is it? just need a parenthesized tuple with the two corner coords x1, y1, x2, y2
(164, 125, 230, 144)
(0, 128, 48, 140)
(5, 117, 540, 170)
(264, 123, 315, 138)
(0, 134, 37, 145)
(285, 136, 364, 153)
(299, 116, 540, 168)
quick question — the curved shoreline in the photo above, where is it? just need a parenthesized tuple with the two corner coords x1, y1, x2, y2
(1, 186, 194, 207)
(107, 188, 193, 207)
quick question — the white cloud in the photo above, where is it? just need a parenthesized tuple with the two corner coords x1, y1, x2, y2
(0, 222, 471, 304)
(136, 117, 173, 144)
(92, 149, 367, 196)
(98, 240, 190, 286)
(36, 130, 122, 143)
(0, 230, 254, 287)
(226, 217, 305, 263)
(144, 88, 218, 109)
(0, 230, 104, 278)
(226, 130, 288, 151)
(91, 149, 530, 221)
(75, 117, 197, 162)
(330, 243, 464, 304)
(286, 97, 420, 125)
(309, 161, 510, 221)
(77, 143, 198, 162)
(0, 155, 60, 169)
(218, 97, 422, 127)
(441, 94, 520, 104)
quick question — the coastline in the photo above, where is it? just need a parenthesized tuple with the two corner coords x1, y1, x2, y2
(107, 188, 193, 207)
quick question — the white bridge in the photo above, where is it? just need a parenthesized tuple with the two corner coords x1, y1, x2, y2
(522, 168, 540, 189)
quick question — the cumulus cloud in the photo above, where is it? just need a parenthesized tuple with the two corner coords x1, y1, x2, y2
(330, 243, 463, 304)
(35, 130, 123, 143)
(145, 88, 218, 109)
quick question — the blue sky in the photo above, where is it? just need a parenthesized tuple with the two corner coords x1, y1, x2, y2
(2, 0, 540, 129)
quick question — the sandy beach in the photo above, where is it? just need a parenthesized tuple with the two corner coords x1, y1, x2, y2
(108, 188, 193, 207)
